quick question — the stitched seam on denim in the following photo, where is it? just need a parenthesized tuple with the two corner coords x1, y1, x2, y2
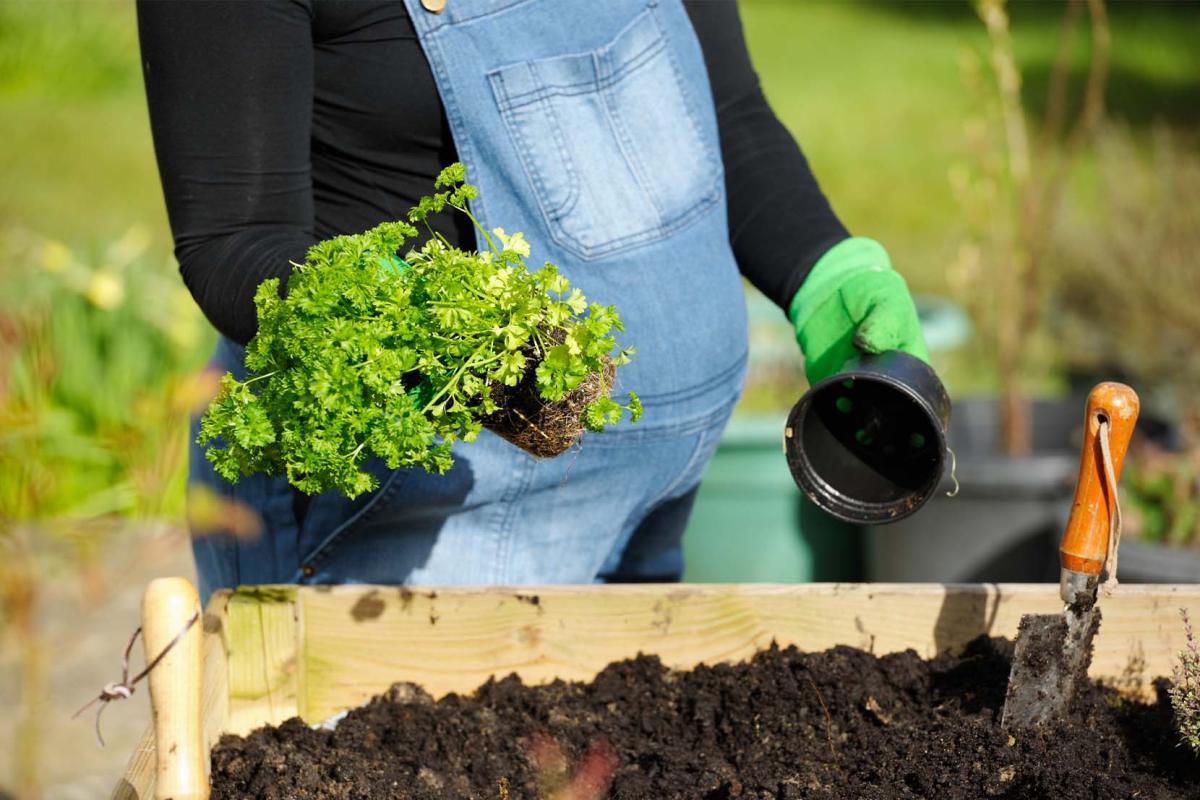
(489, 8, 660, 109)
(548, 152, 721, 259)
(486, 8, 719, 262)
(404, 0, 446, 35)
(492, 71, 581, 234)
(649, 395, 734, 509)
(295, 468, 411, 577)
(581, 397, 737, 445)
(598, 48, 667, 226)
(607, 453, 704, 583)
(604, 460, 705, 584)
(647, 428, 711, 514)
(395, 24, 487, 226)
(635, 349, 748, 404)
(445, 0, 537, 26)
(551, 184, 717, 262)
(422, 32, 495, 231)
(535, 64, 583, 222)
(492, 454, 536, 583)
(657, 5, 722, 207)
(493, 37, 666, 111)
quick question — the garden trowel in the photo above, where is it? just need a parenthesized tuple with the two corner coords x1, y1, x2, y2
(1001, 382, 1139, 730)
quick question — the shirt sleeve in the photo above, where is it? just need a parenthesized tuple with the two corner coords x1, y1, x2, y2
(683, 0, 850, 313)
(136, 0, 317, 346)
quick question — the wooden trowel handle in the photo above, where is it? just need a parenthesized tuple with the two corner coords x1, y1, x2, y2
(143, 577, 209, 800)
(1059, 383, 1139, 590)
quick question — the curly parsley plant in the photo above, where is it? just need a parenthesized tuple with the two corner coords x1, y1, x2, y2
(199, 164, 640, 498)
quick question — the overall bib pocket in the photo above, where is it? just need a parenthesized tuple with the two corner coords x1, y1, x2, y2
(487, 6, 721, 260)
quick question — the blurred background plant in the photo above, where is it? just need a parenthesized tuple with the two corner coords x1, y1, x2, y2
(1, 0, 1199, 795)
(1, 2, 218, 791)
(949, 0, 1108, 456)
(0, 227, 213, 798)
(1050, 123, 1200, 550)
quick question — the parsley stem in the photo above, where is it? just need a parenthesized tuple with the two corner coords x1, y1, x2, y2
(241, 370, 279, 386)
(420, 220, 454, 252)
(531, 327, 551, 357)
(450, 201, 498, 255)
(420, 341, 494, 410)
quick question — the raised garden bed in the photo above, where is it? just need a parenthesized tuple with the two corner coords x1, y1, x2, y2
(114, 583, 1200, 799)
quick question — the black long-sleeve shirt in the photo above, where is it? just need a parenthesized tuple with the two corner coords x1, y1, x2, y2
(137, 0, 848, 346)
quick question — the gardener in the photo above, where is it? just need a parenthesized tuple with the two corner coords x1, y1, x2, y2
(137, 0, 928, 601)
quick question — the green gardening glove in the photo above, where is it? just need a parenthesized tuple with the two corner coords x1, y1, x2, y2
(789, 237, 930, 386)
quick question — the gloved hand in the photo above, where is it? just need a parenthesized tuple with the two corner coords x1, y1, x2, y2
(789, 237, 929, 386)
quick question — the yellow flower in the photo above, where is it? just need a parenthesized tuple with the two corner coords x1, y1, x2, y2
(40, 240, 72, 273)
(86, 270, 125, 310)
(107, 225, 151, 266)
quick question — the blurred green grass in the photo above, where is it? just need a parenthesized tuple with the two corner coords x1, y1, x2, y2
(0, 1, 168, 251)
(743, 0, 1200, 295)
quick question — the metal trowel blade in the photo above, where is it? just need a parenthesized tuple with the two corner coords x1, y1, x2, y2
(1001, 605, 1100, 730)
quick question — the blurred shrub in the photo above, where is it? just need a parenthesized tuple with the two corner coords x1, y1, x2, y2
(1051, 125, 1200, 411)
(0, 227, 213, 529)
(1050, 124, 1200, 547)
(948, 0, 1108, 455)
(0, 226, 212, 796)
(1121, 447, 1199, 547)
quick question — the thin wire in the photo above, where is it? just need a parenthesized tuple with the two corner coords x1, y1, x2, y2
(1098, 418, 1122, 595)
(72, 606, 200, 747)
(945, 446, 960, 498)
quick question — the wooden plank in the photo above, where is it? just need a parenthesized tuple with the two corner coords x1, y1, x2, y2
(297, 583, 1200, 724)
(224, 586, 300, 736)
(112, 592, 230, 800)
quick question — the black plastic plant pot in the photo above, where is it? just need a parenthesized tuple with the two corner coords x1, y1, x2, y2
(785, 351, 951, 525)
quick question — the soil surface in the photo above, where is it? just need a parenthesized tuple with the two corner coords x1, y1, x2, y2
(210, 637, 1198, 799)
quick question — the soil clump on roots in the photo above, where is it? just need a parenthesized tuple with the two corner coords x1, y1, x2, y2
(484, 347, 615, 458)
(210, 636, 1197, 799)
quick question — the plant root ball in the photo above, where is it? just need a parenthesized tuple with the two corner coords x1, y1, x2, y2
(484, 357, 616, 459)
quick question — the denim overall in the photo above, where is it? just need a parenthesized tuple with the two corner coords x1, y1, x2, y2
(189, 0, 749, 602)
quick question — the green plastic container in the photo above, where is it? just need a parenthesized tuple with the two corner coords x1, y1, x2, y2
(682, 415, 861, 583)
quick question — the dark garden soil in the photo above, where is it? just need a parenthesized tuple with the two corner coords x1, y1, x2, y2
(210, 636, 1198, 800)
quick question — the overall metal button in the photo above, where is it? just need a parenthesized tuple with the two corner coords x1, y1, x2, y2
(421, 0, 446, 13)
